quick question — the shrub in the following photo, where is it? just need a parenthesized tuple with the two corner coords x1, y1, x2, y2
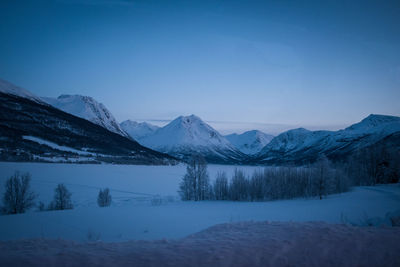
(2, 172, 36, 214)
(97, 188, 112, 207)
(49, 184, 73, 210)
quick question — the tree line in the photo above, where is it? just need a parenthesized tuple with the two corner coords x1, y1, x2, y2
(179, 150, 399, 202)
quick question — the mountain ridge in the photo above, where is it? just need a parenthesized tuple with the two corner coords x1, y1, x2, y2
(225, 130, 274, 155)
(139, 115, 249, 164)
(42, 94, 127, 137)
(257, 114, 400, 164)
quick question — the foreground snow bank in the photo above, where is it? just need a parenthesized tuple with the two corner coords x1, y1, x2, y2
(0, 221, 399, 267)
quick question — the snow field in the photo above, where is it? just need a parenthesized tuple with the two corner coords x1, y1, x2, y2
(0, 162, 399, 243)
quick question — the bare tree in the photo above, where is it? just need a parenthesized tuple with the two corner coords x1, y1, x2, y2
(214, 171, 228, 200)
(2, 172, 36, 214)
(97, 188, 112, 207)
(178, 155, 210, 201)
(313, 155, 333, 199)
(229, 169, 249, 201)
(49, 184, 73, 210)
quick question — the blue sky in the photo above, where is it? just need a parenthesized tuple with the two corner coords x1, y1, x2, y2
(1, 0, 399, 134)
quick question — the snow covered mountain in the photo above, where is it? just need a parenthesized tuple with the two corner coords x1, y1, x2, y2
(225, 130, 274, 155)
(0, 79, 176, 165)
(140, 115, 248, 163)
(42, 95, 127, 137)
(257, 114, 400, 164)
(0, 78, 44, 104)
(120, 120, 159, 140)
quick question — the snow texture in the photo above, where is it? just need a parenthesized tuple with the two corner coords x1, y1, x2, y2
(120, 120, 159, 140)
(0, 221, 399, 267)
(225, 130, 274, 155)
(0, 162, 399, 242)
(42, 94, 127, 137)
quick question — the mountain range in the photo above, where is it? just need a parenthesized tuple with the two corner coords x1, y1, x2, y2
(0, 79, 176, 165)
(256, 114, 400, 164)
(1, 78, 399, 165)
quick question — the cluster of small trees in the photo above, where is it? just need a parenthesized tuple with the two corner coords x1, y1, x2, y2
(1, 172, 112, 215)
(179, 156, 351, 201)
(178, 156, 210, 201)
(346, 144, 400, 186)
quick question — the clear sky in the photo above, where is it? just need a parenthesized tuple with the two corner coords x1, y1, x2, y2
(1, 0, 399, 134)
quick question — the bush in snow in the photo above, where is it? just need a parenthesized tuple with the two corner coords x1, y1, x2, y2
(49, 184, 73, 210)
(37, 201, 46, 212)
(97, 188, 112, 207)
(1, 172, 37, 214)
(179, 155, 211, 201)
(151, 195, 163, 206)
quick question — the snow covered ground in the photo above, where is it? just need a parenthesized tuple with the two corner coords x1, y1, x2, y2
(1, 221, 399, 267)
(0, 162, 399, 243)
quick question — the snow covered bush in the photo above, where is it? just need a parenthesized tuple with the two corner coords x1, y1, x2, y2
(48, 184, 73, 210)
(1, 172, 36, 214)
(97, 188, 112, 207)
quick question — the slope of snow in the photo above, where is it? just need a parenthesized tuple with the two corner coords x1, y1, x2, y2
(140, 115, 246, 162)
(1, 221, 399, 267)
(259, 114, 400, 159)
(42, 95, 127, 137)
(260, 128, 332, 153)
(0, 79, 44, 103)
(225, 130, 274, 155)
(22, 136, 93, 156)
(0, 162, 399, 243)
(120, 120, 159, 140)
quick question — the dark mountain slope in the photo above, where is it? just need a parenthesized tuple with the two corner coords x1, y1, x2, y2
(0, 92, 177, 165)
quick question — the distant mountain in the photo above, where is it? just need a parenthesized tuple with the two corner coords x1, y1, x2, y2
(140, 115, 248, 164)
(42, 95, 127, 137)
(0, 80, 176, 165)
(257, 114, 400, 165)
(120, 120, 159, 140)
(225, 130, 274, 155)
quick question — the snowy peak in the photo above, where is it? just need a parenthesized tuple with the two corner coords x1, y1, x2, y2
(225, 130, 274, 155)
(0, 79, 44, 103)
(260, 127, 327, 154)
(346, 114, 400, 131)
(140, 115, 247, 163)
(147, 114, 231, 147)
(258, 114, 400, 164)
(120, 120, 159, 140)
(42, 94, 127, 137)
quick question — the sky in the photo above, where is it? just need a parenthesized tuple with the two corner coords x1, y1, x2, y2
(0, 0, 399, 134)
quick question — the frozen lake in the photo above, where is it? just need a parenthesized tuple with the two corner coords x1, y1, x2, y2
(0, 162, 399, 242)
